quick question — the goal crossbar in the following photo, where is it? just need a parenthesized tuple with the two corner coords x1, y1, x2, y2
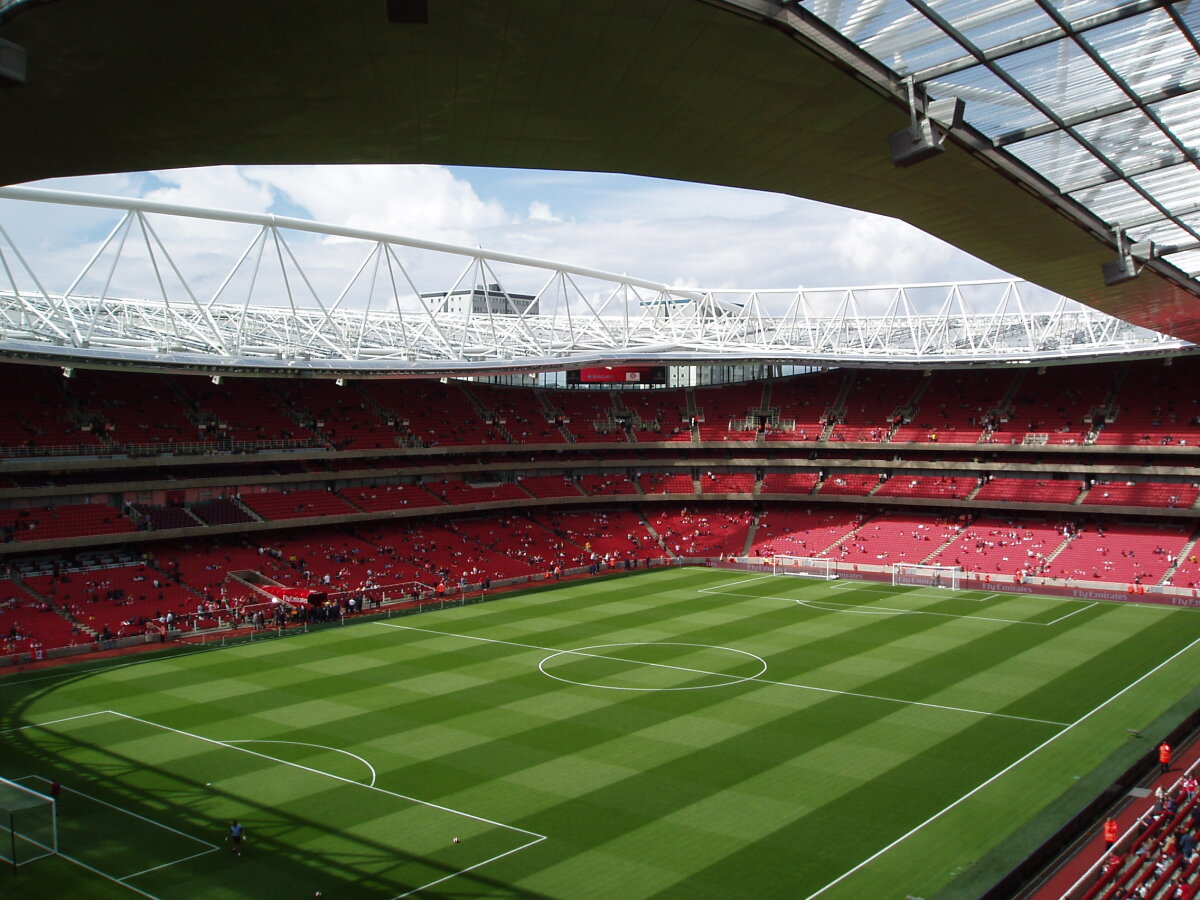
(772, 556, 837, 580)
(892, 563, 963, 591)
(0, 777, 57, 869)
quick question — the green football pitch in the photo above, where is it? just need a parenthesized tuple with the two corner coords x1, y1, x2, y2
(3, 567, 1200, 900)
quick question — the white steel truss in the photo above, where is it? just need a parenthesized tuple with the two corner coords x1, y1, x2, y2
(0, 186, 1189, 376)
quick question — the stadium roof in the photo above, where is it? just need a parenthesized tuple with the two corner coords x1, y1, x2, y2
(1, 0, 1199, 342)
(0, 186, 1189, 376)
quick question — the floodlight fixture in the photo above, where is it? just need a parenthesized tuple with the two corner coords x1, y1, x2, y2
(211, 375, 222, 385)
(61, 367, 73, 378)
(1102, 231, 1153, 286)
(890, 79, 963, 168)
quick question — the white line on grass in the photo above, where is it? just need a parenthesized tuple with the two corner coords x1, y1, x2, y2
(0, 709, 110, 734)
(1044, 602, 1099, 626)
(801, 631, 1200, 900)
(17, 711, 548, 900)
(100, 711, 545, 840)
(15, 775, 219, 852)
(222, 740, 377, 787)
(374, 622, 1068, 726)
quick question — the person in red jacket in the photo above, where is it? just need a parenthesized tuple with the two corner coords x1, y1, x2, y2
(1161, 742, 1173, 775)
(1104, 817, 1119, 849)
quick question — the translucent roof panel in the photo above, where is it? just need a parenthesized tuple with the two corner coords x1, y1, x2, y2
(799, 0, 1200, 279)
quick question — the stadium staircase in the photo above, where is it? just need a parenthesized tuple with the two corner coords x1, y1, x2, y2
(1159, 527, 1200, 586)
(963, 480, 985, 501)
(866, 478, 887, 497)
(741, 514, 761, 556)
(886, 376, 932, 442)
(684, 389, 700, 442)
(920, 520, 972, 565)
(820, 516, 871, 556)
(353, 384, 407, 446)
(1085, 366, 1129, 446)
(1044, 531, 1079, 565)
(819, 372, 855, 441)
(610, 392, 637, 442)
(14, 574, 96, 638)
(978, 371, 1025, 444)
(456, 383, 517, 444)
(534, 391, 575, 443)
(1073, 485, 1092, 504)
(637, 511, 673, 558)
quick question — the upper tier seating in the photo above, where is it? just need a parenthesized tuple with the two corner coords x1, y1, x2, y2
(422, 478, 528, 505)
(0, 366, 106, 450)
(468, 383, 567, 444)
(693, 382, 762, 441)
(547, 391, 629, 443)
(892, 370, 1012, 444)
(189, 499, 257, 526)
(174, 377, 318, 444)
(989, 367, 1107, 446)
(1095, 357, 1200, 446)
(66, 369, 199, 446)
(830, 371, 924, 442)
(766, 371, 843, 441)
(273, 379, 396, 450)
(360, 380, 498, 446)
(620, 389, 692, 442)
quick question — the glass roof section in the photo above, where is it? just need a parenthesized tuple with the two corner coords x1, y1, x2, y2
(797, 0, 1200, 280)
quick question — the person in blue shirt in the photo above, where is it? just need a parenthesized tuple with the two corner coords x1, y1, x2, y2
(228, 820, 245, 856)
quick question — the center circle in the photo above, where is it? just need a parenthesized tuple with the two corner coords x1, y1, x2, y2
(538, 642, 768, 692)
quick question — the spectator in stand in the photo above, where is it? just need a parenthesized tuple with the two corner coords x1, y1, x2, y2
(1105, 817, 1120, 850)
(1161, 741, 1173, 774)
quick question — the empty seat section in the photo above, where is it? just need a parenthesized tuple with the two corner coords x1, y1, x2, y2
(817, 473, 880, 496)
(469, 383, 567, 444)
(362, 380, 497, 446)
(175, 377, 318, 443)
(423, 478, 527, 505)
(537, 510, 657, 561)
(892, 370, 1011, 444)
(834, 514, 960, 565)
(0, 366, 106, 451)
(693, 382, 762, 441)
(874, 475, 974, 500)
(240, 490, 357, 520)
(578, 473, 637, 495)
(517, 475, 584, 498)
(1083, 480, 1199, 508)
(699, 472, 755, 493)
(761, 472, 820, 494)
(620, 389, 691, 441)
(927, 517, 1069, 578)
(638, 473, 696, 494)
(69, 370, 199, 446)
(974, 478, 1083, 504)
(190, 498, 257, 526)
(274, 379, 395, 450)
(765, 371, 843, 441)
(990, 367, 1105, 446)
(548, 391, 628, 442)
(0, 503, 135, 542)
(1096, 358, 1200, 446)
(830, 371, 922, 442)
(341, 483, 445, 511)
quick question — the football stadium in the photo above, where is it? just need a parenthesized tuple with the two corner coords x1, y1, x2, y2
(1, 2, 1200, 899)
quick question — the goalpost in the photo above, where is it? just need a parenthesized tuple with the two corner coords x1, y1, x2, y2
(0, 777, 57, 872)
(892, 563, 964, 591)
(772, 556, 837, 580)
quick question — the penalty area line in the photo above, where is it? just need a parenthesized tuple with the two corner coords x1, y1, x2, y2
(801, 629, 1200, 900)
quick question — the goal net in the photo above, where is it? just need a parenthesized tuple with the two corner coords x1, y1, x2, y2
(892, 563, 963, 591)
(772, 556, 836, 580)
(0, 777, 57, 869)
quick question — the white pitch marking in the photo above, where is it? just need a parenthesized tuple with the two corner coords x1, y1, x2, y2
(222, 740, 377, 787)
(801, 630, 1200, 900)
(119, 847, 221, 881)
(393, 834, 548, 900)
(537, 642, 769, 692)
(102, 711, 544, 840)
(0, 709, 110, 734)
(16, 775, 219, 852)
(374, 622, 1067, 726)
